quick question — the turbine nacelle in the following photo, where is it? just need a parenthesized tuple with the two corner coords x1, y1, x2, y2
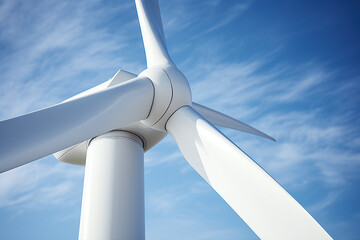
(54, 65, 191, 165)
(139, 64, 192, 131)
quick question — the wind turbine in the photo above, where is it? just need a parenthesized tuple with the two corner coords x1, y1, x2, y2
(0, 0, 332, 239)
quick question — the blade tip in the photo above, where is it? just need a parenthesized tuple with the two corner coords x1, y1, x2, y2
(267, 135, 276, 142)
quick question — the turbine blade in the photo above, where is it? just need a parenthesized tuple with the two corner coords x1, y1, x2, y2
(135, 0, 172, 67)
(53, 69, 138, 162)
(64, 70, 137, 102)
(166, 106, 332, 240)
(192, 102, 275, 141)
(0, 77, 154, 173)
(108, 69, 137, 87)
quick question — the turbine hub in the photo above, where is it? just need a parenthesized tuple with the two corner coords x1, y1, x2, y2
(139, 64, 192, 131)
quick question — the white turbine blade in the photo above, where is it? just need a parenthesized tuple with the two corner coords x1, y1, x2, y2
(65, 69, 138, 102)
(0, 77, 154, 173)
(192, 102, 275, 141)
(135, 0, 172, 67)
(166, 106, 332, 240)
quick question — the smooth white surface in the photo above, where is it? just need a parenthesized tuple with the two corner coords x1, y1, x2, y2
(192, 102, 275, 141)
(153, 64, 192, 131)
(167, 106, 332, 240)
(135, 0, 172, 67)
(0, 77, 154, 172)
(108, 69, 138, 87)
(54, 69, 168, 165)
(64, 69, 137, 103)
(139, 66, 173, 128)
(79, 131, 145, 240)
(139, 65, 192, 131)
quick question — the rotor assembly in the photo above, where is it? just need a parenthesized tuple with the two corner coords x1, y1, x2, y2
(139, 64, 192, 131)
(0, 0, 333, 239)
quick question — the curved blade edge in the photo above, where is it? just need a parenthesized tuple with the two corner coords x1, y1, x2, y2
(0, 77, 154, 173)
(166, 106, 332, 240)
(192, 102, 275, 141)
(135, 0, 172, 67)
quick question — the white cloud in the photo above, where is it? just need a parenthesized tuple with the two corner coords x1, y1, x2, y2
(0, 0, 139, 120)
(0, 158, 84, 210)
(309, 190, 339, 213)
(148, 181, 210, 215)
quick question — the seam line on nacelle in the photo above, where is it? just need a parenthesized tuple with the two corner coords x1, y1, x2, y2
(150, 67, 174, 128)
(87, 130, 146, 149)
(144, 77, 156, 121)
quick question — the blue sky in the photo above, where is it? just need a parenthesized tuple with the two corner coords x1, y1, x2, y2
(0, 0, 359, 239)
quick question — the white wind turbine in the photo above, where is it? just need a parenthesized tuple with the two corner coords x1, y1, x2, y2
(0, 0, 332, 239)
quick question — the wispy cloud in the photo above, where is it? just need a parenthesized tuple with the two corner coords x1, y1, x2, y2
(0, 0, 139, 120)
(160, 0, 252, 56)
(193, 2, 251, 38)
(145, 149, 182, 168)
(0, 158, 84, 209)
(148, 181, 210, 215)
(308, 190, 340, 213)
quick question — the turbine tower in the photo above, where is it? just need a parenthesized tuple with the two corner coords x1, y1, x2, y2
(0, 0, 332, 239)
